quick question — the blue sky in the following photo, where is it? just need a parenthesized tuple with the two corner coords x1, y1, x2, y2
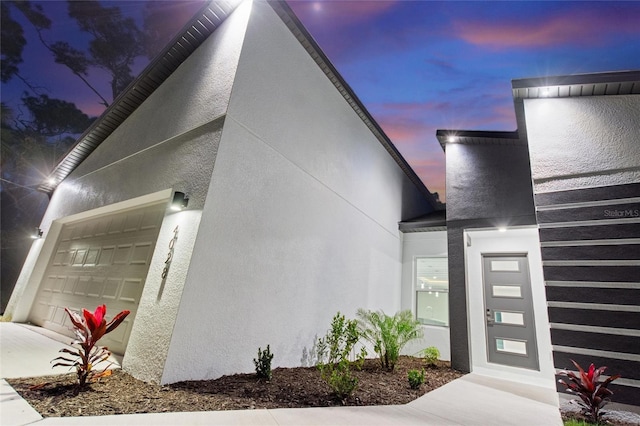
(3, 0, 640, 200)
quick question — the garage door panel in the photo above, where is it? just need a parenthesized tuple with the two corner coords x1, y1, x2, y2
(131, 243, 153, 265)
(30, 203, 165, 354)
(88, 277, 104, 298)
(124, 212, 143, 232)
(120, 279, 143, 303)
(113, 245, 132, 264)
(103, 278, 120, 299)
(63, 276, 77, 295)
(141, 210, 163, 230)
(98, 246, 115, 265)
(108, 216, 125, 235)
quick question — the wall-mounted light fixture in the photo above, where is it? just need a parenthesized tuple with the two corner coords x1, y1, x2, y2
(31, 227, 43, 239)
(171, 191, 189, 211)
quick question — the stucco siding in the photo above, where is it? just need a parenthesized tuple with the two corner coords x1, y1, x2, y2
(162, 1, 432, 383)
(525, 96, 640, 193)
(445, 143, 536, 224)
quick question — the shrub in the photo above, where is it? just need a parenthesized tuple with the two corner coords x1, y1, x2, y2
(52, 304, 130, 390)
(558, 359, 621, 422)
(254, 345, 274, 380)
(356, 309, 424, 371)
(408, 369, 425, 389)
(422, 346, 440, 367)
(316, 312, 366, 402)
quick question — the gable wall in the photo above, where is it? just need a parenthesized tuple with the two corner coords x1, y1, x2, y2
(162, 0, 434, 383)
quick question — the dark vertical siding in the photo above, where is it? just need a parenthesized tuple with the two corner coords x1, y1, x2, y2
(536, 182, 640, 407)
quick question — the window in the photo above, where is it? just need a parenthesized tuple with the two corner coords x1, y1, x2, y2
(415, 257, 449, 327)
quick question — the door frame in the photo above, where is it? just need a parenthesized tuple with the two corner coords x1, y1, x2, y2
(464, 226, 555, 388)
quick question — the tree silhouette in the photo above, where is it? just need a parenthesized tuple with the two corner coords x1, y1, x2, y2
(68, 0, 143, 101)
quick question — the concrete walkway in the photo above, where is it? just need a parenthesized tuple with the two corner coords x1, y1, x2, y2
(1, 322, 562, 425)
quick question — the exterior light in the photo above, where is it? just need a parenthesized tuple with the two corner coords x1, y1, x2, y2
(171, 191, 189, 211)
(498, 227, 507, 233)
(447, 135, 458, 143)
(540, 87, 551, 98)
(47, 177, 57, 185)
(31, 227, 43, 239)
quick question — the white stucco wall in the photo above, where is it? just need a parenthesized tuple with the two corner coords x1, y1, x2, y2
(464, 227, 556, 389)
(6, 2, 252, 384)
(161, 0, 433, 383)
(525, 96, 640, 193)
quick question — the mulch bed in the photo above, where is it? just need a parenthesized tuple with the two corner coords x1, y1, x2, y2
(7, 356, 463, 417)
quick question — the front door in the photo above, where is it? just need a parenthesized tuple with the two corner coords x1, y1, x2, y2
(483, 254, 539, 370)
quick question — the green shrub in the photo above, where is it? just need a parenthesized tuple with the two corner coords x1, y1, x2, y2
(356, 309, 424, 371)
(408, 369, 425, 389)
(316, 312, 366, 402)
(422, 346, 440, 367)
(254, 345, 274, 380)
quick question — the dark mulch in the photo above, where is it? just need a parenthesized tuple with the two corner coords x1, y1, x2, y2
(7, 357, 463, 417)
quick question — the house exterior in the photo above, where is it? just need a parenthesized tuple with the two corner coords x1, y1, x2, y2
(421, 71, 639, 407)
(6, 0, 639, 408)
(5, 0, 438, 385)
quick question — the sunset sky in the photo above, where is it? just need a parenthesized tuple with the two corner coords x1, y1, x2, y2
(3, 0, 640, 200)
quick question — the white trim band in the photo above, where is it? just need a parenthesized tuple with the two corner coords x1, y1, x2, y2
(547, 302, 640, 312)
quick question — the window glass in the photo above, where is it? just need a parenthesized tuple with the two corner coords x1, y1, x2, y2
(416, 257, 449, 327)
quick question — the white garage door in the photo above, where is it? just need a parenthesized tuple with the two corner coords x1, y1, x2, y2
(29, 203, 165, 355)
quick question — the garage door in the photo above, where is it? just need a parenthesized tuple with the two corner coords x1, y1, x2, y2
(29, 203, 165, 355)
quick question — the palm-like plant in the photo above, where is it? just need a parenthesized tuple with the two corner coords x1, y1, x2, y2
(558, 359, 621, 422)
(52, 304, 129, 390)
(356, 309, 423, 371)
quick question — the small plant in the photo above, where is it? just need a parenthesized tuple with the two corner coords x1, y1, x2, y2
(422, 346, 440, 367)
(254, 345, 274, 380)
(316, 312, 366, 402)
(356, 309, 424, 371)
(407, 369, 425, 389)
(558, 359, 621, 423)
(52, 304, 130, 390)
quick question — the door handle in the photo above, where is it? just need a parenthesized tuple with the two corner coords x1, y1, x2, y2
(486, 309, 494, 325)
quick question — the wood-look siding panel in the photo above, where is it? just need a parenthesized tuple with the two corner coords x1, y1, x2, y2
(546, 287, 640, 306)
(537, 203, 640, 224)
(539, 223, 640, 242)
(556, 378, 640, 406)
(541, 245, 640, 261)
(550, 329, 640, 354)
(553, 352, 640, 381)
(543, 266, 640, 282)
(548, 308, 640, 330)
(536, 183, 640, 207)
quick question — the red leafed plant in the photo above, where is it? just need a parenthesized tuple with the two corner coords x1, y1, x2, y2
(52, 304, 130, 390)
(558, 359, 621, 422)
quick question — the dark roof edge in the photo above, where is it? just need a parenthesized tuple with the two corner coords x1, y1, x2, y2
(512, 70, 640, 89)
(435, 129, 520, 151)
(268, 0, 440, 208)
(38, 0, 241, 193)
